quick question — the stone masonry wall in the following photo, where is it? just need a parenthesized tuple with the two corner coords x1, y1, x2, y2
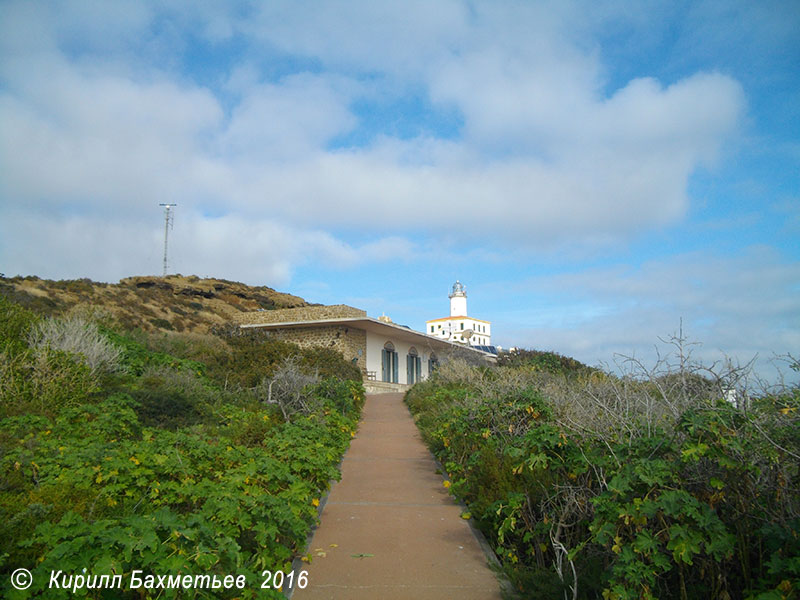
(234, 304, 366, 326)
(267, 325, 368, 370)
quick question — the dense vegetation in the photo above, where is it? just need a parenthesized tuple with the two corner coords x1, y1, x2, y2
(407, 349, 800, 599)
(0, 295, 364, 598)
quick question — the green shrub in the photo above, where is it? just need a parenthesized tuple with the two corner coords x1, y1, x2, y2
(406, 354, 800, 599)
(1, 347, 364, 600)
(207, 329, 300, 389)
(497, 348, 597, 377)
(149, 317, 173, 330)
(300, 347, 362, 382)
(1, 347, 100, 419)
(0, 294, 38, 353)
(103, 329, 207, 377)
(52, 278, 95, 295)
(313, 378, 366, 416)
(207, 328, 361, 390)
(1, 292, 369, 599)
(130, 366, 210, 429)
(228, 409, 282, 447)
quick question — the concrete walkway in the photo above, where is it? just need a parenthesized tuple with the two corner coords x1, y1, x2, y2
(292, 393, 504, 600)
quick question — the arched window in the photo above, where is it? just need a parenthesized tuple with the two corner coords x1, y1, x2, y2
(382, 341, 398, 383)
(407, 347, 422, 385)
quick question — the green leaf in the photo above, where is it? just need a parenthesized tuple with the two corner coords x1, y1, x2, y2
(667, 525, 703, 565)
(632, 530, 659, 556)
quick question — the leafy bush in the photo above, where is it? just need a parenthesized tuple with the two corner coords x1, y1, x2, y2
(103, 328, 207, 377)
(1, 383, 364, 598)
(145, 331, 231, 367)
(313, 378, 366, 416)
(52, 278, 95, 295)
(299, 347, 362, 382)
(129, 366, 209, 429)
(205, 327, 362, 390)
(0, 293, 367, 599)
(498, 348, 597, 377)
(205, 327, 304, 389)
(1, 348, 101, 418)
(0, 294, 39, 353)
(406, 347, 800, 599)
(0, 297, 101, 418)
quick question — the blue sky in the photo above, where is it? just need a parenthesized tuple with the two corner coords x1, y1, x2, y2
(1, 1, 798, 385)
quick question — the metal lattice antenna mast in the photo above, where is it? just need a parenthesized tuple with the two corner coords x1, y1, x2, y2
(159, 204, 177, 277)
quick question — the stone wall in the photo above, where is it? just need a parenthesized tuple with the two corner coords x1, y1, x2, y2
(234, 304, 366, 326)
(265, 325, 368, 370)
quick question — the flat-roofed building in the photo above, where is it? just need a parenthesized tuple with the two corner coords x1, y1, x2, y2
(234, 303, 494, 391)
(426, 281, 492, 348)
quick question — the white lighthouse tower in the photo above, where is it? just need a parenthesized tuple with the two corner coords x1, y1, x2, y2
(426, 280, 492, 347)
(449, 280, 467, 316)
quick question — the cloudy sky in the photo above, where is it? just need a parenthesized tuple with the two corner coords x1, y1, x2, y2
(1, 1, 798, 385)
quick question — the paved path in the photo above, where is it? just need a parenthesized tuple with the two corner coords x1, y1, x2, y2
(292, 393, 504, 600)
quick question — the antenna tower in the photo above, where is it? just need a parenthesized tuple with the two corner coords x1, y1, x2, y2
(159, 203, 177, 277)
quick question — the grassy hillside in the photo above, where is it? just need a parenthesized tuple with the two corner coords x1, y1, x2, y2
(0, 274, 308, 334)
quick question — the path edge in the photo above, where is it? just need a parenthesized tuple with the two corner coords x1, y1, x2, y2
(402, 397, 519, 600)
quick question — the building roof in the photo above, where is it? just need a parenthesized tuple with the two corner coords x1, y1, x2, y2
(240, 316, 496, 359)
(425, 315, 491, 324)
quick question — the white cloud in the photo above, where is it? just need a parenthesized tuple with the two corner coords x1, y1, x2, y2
(501, 248, 800, 384)
(0, 3, 743, 236)
(0, 50, 222, 213)
(244, 0, 470, 77)
(0, 208, 159, 282)
(359, 236, 419, 262)
(220, 73, 358, 161)
(0, 1, 754, 280)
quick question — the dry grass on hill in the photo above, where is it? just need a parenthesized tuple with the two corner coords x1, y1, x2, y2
(0, 274, 309, 334)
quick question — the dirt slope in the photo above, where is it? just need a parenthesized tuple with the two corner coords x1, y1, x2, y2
(0, 274, 309, 333)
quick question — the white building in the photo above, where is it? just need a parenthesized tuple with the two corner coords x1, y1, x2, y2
(426, 281, 492, 348)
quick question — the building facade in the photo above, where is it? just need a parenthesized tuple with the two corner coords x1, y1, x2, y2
(426, 281, 492, 347)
